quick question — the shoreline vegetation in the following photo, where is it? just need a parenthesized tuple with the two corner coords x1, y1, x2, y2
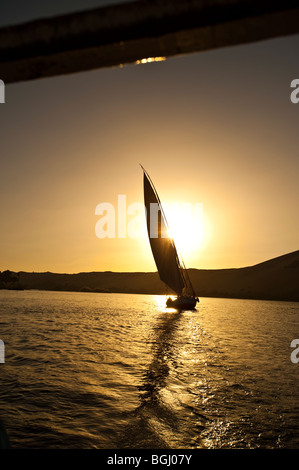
(1, 250, 299, 303)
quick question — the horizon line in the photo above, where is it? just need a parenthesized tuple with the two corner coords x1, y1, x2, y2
(2, 248, 298, 275)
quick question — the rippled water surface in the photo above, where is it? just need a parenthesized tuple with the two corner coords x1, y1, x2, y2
(0, 290, 298, 449)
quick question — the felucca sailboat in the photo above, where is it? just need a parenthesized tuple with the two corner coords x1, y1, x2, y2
(141, 165, 199, 310)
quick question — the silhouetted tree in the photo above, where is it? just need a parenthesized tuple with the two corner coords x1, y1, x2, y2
(0, 270, 19, 289)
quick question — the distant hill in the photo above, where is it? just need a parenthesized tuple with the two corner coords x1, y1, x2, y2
(1, 250, 299, 302)
(188, 250, 299, 302)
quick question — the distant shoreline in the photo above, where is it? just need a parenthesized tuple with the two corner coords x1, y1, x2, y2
(1, 249, 299, 303)
(1, 287, 298, 303)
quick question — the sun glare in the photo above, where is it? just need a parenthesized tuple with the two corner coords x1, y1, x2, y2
(164, 202, 209, 258)
(135, 57, 166, 65)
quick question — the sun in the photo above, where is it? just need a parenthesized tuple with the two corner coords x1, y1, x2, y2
(164, 201, 209, 258)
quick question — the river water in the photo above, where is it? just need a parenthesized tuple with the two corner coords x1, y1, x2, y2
(0, 290, 298, 449)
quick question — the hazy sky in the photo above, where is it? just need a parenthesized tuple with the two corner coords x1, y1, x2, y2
(1, 1, 299, 273)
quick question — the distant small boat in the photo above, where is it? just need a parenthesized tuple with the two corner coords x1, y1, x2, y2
(141, 165, 199, 310)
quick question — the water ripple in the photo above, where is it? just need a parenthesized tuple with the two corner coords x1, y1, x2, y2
(0, 291, 298, 448)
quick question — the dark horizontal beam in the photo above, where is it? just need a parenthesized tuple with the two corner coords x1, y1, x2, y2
(1, 0, 299, 84)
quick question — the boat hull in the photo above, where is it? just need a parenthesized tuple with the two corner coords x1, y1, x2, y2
(166, 296, 199, 310)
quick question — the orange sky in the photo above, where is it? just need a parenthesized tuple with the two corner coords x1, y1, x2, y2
(1, 31, 299, 273)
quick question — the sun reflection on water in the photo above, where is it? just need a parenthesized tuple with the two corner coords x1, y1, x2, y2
(1, 291, 297, 449)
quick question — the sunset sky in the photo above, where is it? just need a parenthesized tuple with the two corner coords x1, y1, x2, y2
(0, 1, 298, 274)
